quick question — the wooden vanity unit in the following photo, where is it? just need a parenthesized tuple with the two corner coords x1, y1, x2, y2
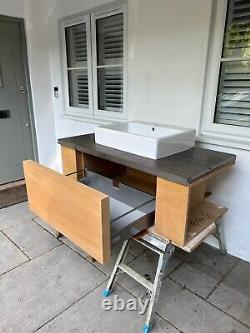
(23, 134, 236, 264)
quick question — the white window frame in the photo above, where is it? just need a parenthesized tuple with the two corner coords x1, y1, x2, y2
(91, 5, 127, 119)
(60, 2, 127, 121)
(61, 15, 93, 117)
(200, 0, 250, 150)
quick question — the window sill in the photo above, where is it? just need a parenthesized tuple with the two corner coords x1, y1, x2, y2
(59, 113, 126, 126)
(198, 132, 250, 151)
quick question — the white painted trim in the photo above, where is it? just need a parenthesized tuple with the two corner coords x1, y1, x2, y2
(200, 0, 250, 149)
(59, 113, 124, 126)
(198, 133, 250, 151)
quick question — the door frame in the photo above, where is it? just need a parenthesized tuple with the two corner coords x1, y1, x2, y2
(0, 14, 38, 163)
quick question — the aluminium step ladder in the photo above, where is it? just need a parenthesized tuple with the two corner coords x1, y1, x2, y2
(102, 219, 226, 333)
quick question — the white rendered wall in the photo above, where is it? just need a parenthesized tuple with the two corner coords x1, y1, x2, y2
(0, 0, 24, 17)
(0, 0, 249, 261)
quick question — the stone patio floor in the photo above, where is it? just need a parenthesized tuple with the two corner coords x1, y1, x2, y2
(0, 202, 250, 333)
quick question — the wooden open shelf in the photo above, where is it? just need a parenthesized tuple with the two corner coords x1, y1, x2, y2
(155, 175, 228, 247)
(187, 200, 227, 243)
(151, 200, 227, 252)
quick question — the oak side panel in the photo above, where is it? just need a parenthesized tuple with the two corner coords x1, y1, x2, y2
(189, 181, 207, 209)
(155, 177, 190, 245)
(61, 146, 84, 180)
(23, 160, 111, 264)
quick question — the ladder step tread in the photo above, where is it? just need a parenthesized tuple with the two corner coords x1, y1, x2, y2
(118, 263, 154, 291)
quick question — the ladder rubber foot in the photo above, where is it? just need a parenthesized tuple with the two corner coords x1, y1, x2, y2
(143, 324, 153, 333)
(102, 289, 112, 297)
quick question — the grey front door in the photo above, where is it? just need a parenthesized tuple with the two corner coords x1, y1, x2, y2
(0, 17, 34, 185)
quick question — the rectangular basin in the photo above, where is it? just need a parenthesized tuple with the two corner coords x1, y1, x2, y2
(95, 121, 196, 159)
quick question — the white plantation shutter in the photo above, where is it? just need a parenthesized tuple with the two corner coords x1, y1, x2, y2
(94, 12, 124, 113)
(67, 70, 89, 107)
(66, 24, 87, 66)
(215, 0, 250, 127)
(103, 68, 123, 109)
(97, 13, 123, 65)
(77, 73, 89, 105)
(65, 22, 90, 108)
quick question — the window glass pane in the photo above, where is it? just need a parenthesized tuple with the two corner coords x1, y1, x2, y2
(68, 69, 89, 108)
(97, 67, 123, 112)
(223, 0, 250, 58)
(96, 13, 123, 66)
(65, 23, 87, 67)
(214, 61, 250, 127)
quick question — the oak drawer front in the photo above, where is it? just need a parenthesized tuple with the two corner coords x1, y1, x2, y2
(23, 160, 111, 264)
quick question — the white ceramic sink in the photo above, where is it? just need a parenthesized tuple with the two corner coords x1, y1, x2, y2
(94, 121, 196, 159)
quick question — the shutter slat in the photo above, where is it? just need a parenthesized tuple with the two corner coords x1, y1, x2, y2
(217, 113, 250, 121)
(216, 118, 250, 126)
(222, 87, 250, 93)
(219, 106, 250, 114)
(220, 101, 250, 108)
(221, 93, 250, 101)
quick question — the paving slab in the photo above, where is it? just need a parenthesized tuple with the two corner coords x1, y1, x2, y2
(0, 245, 106, 333)
(37, 282, 178, 333)
(0, 202, 35, 230)
(0, 231, 28, 275)
(60, 239, 135, 276)
(157, 277, 250, 333)
(33, 217, 60, 238)
(117, 248, 187, 299)
(4, 219, 61, 259)
(208, 260, 250, 327)
(59, 235, 88, 258)
(170, 243, 238, 298)
(117, 238, 146, 258)
(127, 239, 147, 257)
